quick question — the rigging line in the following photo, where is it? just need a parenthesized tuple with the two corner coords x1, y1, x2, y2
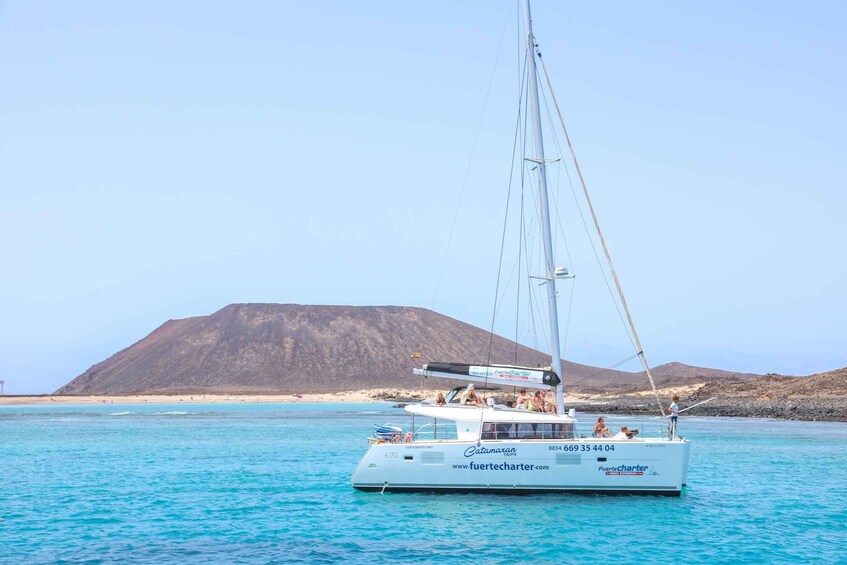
(511, 0, 525, 367)
(513, 170, 525, 364)
(518, 78, 535, 356)
(495, 254, 519, 312)
(430, 8, 512, 311)
(509, 57, 530, 365)
(486, 41, 528, 369)
(481, 13, 524, 421)
(561, 275, 576, 358)
(535, 82, 584, 363)
(520, 165, 555, 363)
(536, 77, 575, 272)
(536, 73, 636, 352)
(513, 4, 530, 364)
(477, 6, 526, 425)
(566, 352, 642, 388)
(518, 75, 549, 361)
(538, 53, 666, 418)
(516, 64, 538, 357)
(522, 175, 550, 357)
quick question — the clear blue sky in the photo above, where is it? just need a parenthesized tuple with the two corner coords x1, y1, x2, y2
(2, 1, 845, 394)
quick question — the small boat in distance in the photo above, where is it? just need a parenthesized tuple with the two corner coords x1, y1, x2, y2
(352, 0, 690, 496)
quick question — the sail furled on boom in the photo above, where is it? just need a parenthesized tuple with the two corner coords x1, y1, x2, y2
(414, 362, 560, 390)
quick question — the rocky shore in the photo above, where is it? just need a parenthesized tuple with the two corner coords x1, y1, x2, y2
(376, 370, 847, 422)
(566, 396, 847, 422)
(7, 368, 845, 422)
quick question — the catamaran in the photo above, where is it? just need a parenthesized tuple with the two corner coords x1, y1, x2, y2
(352, 1, 690, 496)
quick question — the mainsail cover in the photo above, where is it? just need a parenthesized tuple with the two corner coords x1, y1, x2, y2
(414, 362, 560, 390)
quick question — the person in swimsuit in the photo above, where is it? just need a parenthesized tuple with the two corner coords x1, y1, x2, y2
(541, 390, 557, 413)
(460, 384, 485, 407)
(516, 389, 532, 409)
(593, 417, 612, 438)
(530, 391, 545, 412)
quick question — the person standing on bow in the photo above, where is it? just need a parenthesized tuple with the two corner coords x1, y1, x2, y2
(668, 395, 680, 439)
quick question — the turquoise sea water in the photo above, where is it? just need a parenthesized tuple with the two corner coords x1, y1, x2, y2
(2, 402, 846, 564)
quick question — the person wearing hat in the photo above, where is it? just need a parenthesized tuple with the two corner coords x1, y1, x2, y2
(460, 384, 485, 407)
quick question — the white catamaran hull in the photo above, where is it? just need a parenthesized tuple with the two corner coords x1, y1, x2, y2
(352, 438, 690, 496)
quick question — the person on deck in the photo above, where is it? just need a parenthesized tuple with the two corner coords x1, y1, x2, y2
(435, 392, 447, 406)
(593, 417, 612, 438)
(530, 391, 545, 412)
(541, 391, 558, 413)
(668, 395, 680, 438)
(516, 389, 532, 409)
(460, 384, 485, 407)
(613, 426, 638, 439)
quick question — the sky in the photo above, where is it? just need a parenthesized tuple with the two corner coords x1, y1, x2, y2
(1, 1, 845, 394)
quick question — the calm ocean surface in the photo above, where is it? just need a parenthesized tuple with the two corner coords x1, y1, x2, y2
(2, 402, 845, 564)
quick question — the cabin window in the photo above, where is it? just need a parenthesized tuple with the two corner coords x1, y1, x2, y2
(412, 418, 457, 441)
(481, 422, 574, 440)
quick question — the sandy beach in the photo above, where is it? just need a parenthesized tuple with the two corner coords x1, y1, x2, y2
(0, 390, 422, 405)
(0, 385, 699, 407)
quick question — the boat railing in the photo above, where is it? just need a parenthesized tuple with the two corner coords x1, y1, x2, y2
(402, 416, 675, 443)
(575, 422, 673, 440)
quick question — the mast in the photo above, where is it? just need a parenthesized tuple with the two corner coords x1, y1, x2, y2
(522, 0, 565, 414)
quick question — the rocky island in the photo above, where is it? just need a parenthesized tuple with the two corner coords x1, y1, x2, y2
(35, 304, 846, 422)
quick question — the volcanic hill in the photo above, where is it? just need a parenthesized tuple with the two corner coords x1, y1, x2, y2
(56, 304, 756, 395)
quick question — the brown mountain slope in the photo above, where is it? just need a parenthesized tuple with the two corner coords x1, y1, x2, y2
(56, 304, 758, 395)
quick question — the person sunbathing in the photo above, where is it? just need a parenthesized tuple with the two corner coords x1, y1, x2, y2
(460, 384, 485, 407)
(593, 417, 612, 438)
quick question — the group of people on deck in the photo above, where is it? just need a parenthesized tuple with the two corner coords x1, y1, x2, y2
(440, 387, 681, 436)
(438, 385, 560, 412)
(593, 417, 639, 439)
(435, 386, 683, 441)
(515, 388, 558, 413)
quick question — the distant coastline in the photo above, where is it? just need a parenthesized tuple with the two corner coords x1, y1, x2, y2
(3, 385, 844, 422)
(0, 388, 666, 407)
(0, 390, 423, 406)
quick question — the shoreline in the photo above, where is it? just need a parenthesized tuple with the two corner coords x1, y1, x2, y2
(0, 388, 658, 407)
(0, 390, 433, 406)
(2, 388, 843, 422)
